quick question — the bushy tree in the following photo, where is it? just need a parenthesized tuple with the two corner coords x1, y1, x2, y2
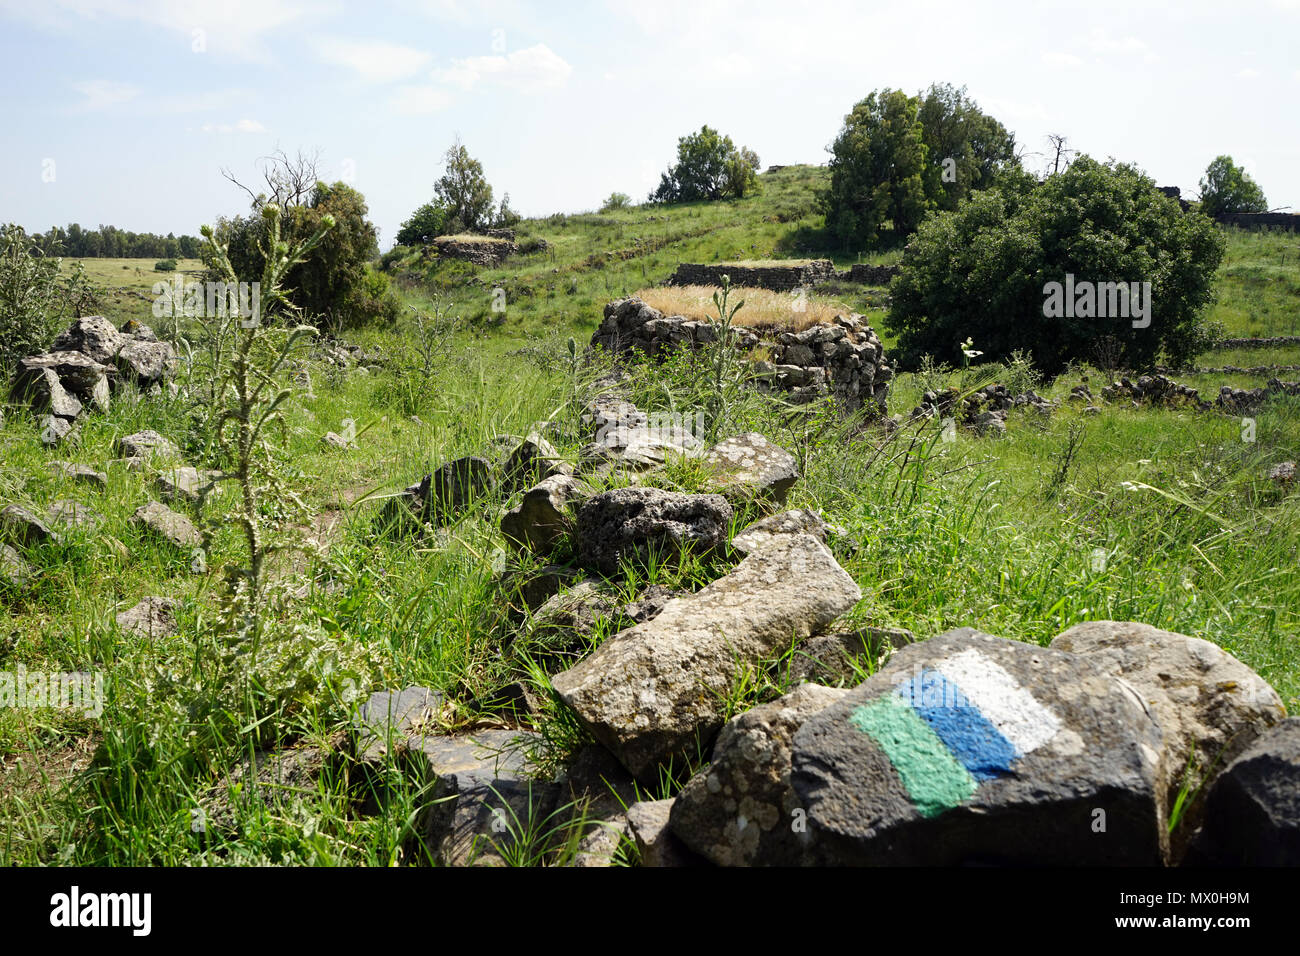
(395, 201, 448, 246)
(1198, 155, 1268, 217)
(206, 179, 392, 330)
(889, 156, 1225, 374)
(917, 83, 1017, 211)
(434, 139, 495, 233)
(650, 126, 760, 203)
(821, 89, 929, 248)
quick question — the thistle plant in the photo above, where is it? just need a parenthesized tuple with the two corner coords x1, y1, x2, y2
(197, 203, 334, 633)
(704, 273, 746, 444)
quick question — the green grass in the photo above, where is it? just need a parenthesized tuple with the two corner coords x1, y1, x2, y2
(3, 172, 1299, 866)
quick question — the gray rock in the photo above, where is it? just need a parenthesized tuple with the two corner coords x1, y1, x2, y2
(115, 596, 180, 639)
(155, 466, 213, 506)
(973, 410, 1007, 436)
(701, 432, 799, 502)
(498, 564, 583, 619)
(578, 423, 704, 475)
(732, 508, 829, 556)
(403, 729, 558, 866)
(47, 461, 107, 490)
(18, 351, 110, 402)
(621, 583, 687, 623)
(625, 799, 701, 866)
(52, 316, 124, 364)
(789, 627, 916, 685)
(1267, 461, 1296, 484)
(500, 474, 588, 556)
(574, 487, 732, 576)
(553, 533, 861, 780)
(354, 686, 442, 762)
(116, 430, 179, 461)
(790, 627, 1168, 865)
(0, 543, 31, 588)
(320, 431, 354, 449)
(39, 414, 76, 448)
(523, 579, 621, 664)
(671, 683, 849, 865)
(500, 432, 573, 493)
(46, 499, 103, 533)
(0, 505, 58, 548)
(10, 365, 82, 418)
(1185, 718, 1300, 865)
(131, 501, 201, 550)
(114, 338, 176, 385)
(1050, 620, 1286, 856)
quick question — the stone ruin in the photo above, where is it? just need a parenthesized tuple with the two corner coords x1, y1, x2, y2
(7, 315, 178, 447)
(430, 234, 517, 266)
(592, 297, 892, 415)
(668, 259, 901, 292)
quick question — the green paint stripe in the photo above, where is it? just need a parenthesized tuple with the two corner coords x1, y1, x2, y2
(849, 696, 978, 818)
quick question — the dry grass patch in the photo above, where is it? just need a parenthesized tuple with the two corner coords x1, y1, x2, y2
(434, 234, 512, 245)
(634, 285, 849, 331)
(715, 258, 820, 268)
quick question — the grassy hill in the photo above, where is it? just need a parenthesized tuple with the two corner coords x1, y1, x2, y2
(1, 166, 1297, 865)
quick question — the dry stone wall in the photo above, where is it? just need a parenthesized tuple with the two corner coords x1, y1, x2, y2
(668, 260, 838, 291)
(591, 297, 892, 415)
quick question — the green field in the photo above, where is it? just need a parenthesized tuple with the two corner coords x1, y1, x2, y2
(2, 167, 1297, 866)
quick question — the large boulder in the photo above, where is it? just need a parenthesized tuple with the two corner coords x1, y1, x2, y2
(500, 475, 588, 556)
(701, 432, 799, 502)
(1050, 620, 1286, 856)
(1185, 718, 1300, 865)
(17, 352, 111, 404)
(574, 487, 731, 576)
(52, 316, 124, 364)
(790, 627, 1169, 865)
(114, 338, 176, 386)
(731, 508, 831, 556)
(552, 533, 861, 780)
(671, 682, 849, 865)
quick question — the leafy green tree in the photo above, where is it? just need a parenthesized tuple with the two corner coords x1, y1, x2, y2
(650, 126, 761, 203)
(1198, 155, 1268, 217)
(434, 139, 495, 233)
(889, 156, 1225, 374)
(600, 191, 632, 212)
(822, 89, 929, 248)
(917, 83, 1017, 211)
(395, 201, 448, 246)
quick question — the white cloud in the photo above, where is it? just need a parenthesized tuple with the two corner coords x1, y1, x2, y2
(389, 84, 455, 114)
(433, 43, 572, 92)
(313, 36, 431, 82)
(1041, 51, 1084, 68)
(71, 79, 140, 110)
(1086, 28, 1148, 56)
(200, 118, 266, 133)
(1, 0, 325, 60)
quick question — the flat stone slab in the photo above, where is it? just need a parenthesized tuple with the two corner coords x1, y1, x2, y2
(47, 461, 107, 490)
(553, 533, 861, 780)
(354, 686, 443, 762)
(131, 501, 200, 550)
(701, 432, 799, 502)
(116, 596, 180, 639)
(791, 627, 1168, 865)
(731, 508, 830, 556)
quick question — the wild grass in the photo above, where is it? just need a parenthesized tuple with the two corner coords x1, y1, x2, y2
(634, 284, 850, 331)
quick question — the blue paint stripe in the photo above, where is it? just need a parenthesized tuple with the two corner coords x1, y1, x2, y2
(895, 669, 1020, 781)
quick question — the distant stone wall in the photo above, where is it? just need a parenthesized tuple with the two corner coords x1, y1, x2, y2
(432, 235, 517, 265)
(843, 264, 901, 285)
(668, 260, 838, 291)
(1217, 212, 1300, 231)
(591, 297, 892, 415)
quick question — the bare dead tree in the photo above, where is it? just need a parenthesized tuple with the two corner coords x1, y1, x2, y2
(221, 148, 323, 210)
(1046, 134, 1078, 176)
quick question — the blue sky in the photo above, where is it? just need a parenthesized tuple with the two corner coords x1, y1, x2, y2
(1, 0, 1297, 249)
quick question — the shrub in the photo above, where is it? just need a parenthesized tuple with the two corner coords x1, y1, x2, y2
(0, 224, 66, 375)
(395, 201, 448, 246)
(888, 156, 1226, 374)
(154, 258, 178, 272)
(601, 191, 632, 213)
(1199, 155, 1268, 218)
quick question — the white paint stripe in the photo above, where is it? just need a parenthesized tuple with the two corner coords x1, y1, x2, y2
(934, 649, 1061, 754)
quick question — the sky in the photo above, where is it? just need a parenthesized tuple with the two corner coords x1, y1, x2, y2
(1, 0, 1297, 249)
